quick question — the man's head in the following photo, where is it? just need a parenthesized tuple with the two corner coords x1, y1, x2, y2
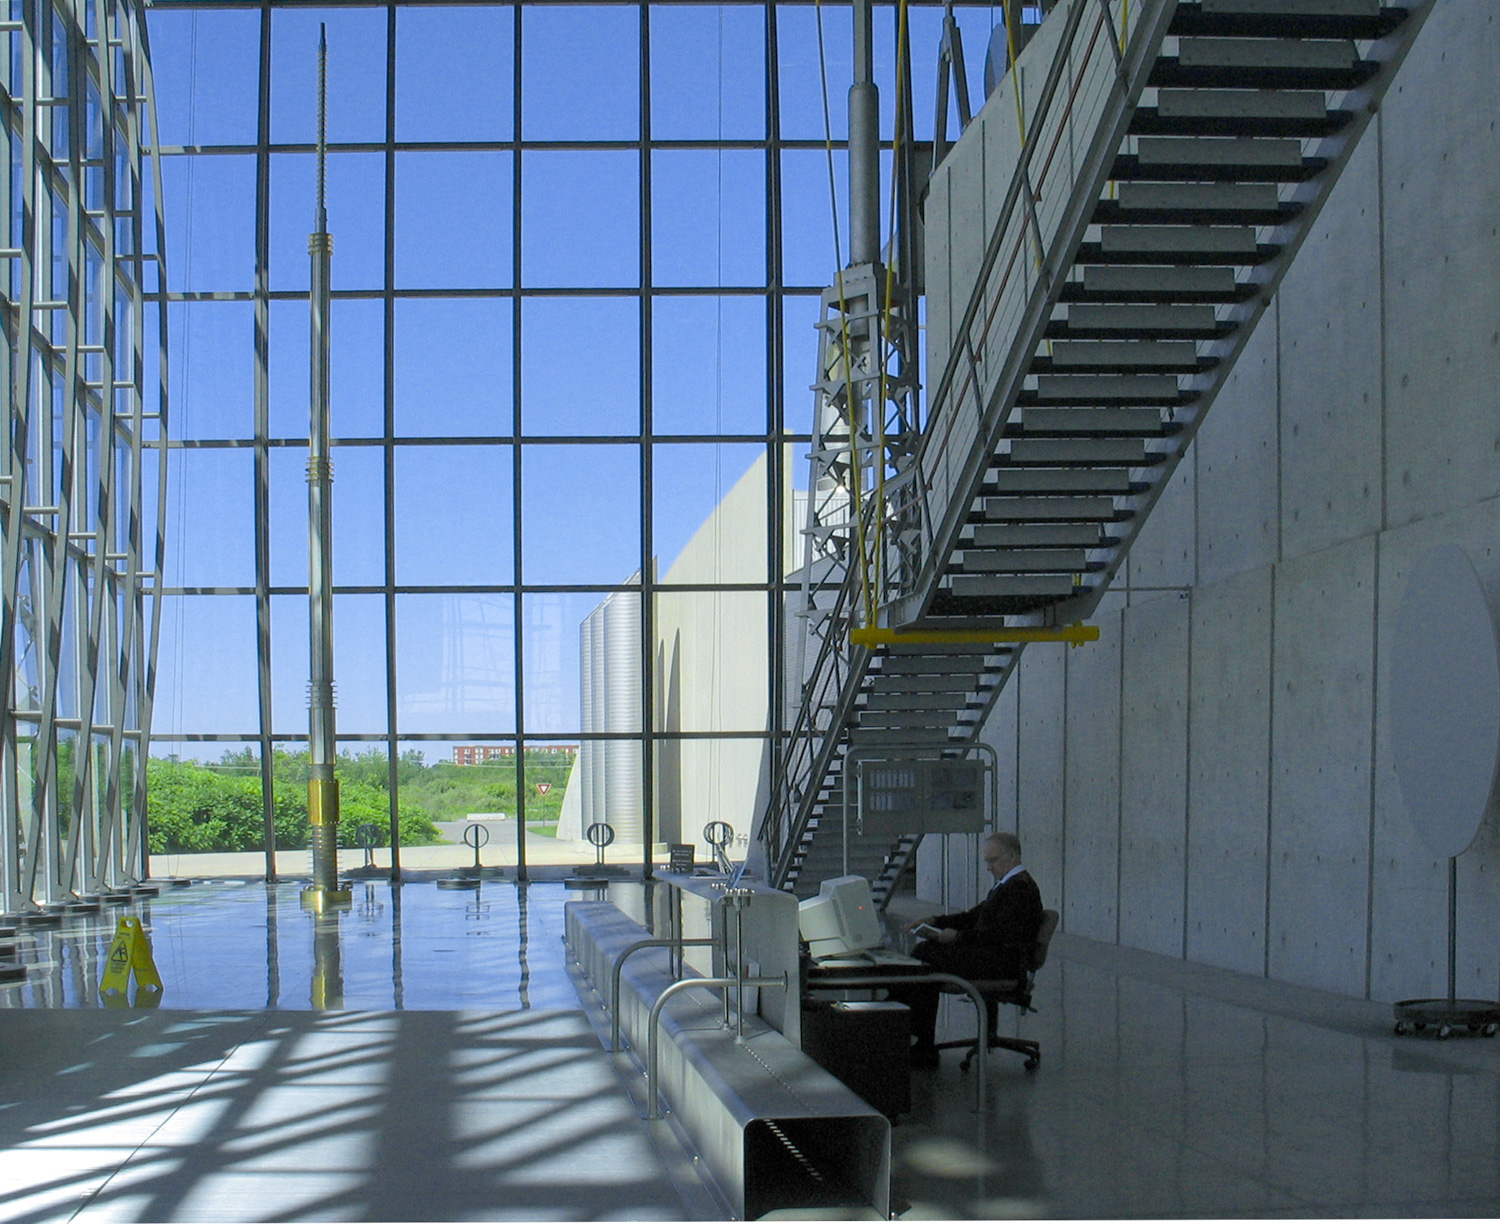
(983, 831, 1022, 881)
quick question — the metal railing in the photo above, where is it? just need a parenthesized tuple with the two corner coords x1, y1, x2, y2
(764, 0, 1171, 890)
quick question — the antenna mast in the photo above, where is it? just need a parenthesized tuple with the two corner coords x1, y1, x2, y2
(305, 25, 347, 909)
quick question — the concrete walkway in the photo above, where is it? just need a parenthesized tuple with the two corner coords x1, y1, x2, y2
(148, 822, 664, 881)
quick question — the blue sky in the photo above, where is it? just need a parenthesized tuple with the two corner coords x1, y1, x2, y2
(145, 2, 1000, 752)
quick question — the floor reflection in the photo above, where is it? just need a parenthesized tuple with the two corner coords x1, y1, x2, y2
(0, 880, 573, 1012)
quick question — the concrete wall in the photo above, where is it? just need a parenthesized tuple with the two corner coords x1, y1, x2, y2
(920, 0, 1500, 1004)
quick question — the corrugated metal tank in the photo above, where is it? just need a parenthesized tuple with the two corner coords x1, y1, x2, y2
(602, 588, 642, 842)
(578, 612, 595, 837)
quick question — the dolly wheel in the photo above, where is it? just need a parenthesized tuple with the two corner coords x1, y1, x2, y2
(1484, 1023, 1498, 1038)
(1437, 1024, 1454, 1040)
(1394, 1020, 1413, 1036)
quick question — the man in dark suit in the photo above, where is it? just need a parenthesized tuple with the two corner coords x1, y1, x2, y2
(888, 831, 1044, 1067)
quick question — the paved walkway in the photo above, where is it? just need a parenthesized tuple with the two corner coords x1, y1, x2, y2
(148, 822, 663, 881)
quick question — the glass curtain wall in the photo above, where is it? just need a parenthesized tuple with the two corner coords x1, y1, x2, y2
(145, 0, 993, 878)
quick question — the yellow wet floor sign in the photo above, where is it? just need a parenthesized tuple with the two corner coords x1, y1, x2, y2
(100, 915, 162, 1004)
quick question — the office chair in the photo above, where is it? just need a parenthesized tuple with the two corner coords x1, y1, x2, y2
(934, 907, 1059, 1071)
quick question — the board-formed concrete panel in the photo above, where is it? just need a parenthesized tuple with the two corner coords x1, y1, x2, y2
(1119, 592, 1190, 957)
(1186, 567, 1272, 976)
(1126, 444, 1196, 593)
(1064, 591, 1124, 941)
(1381, 0, 1500, 527)
(1268, 536, 1376, 996)
(1017, 642, 1067, 916)
(1196, 317, 1279, 587)
(980, 664, 1021, 833)
(1278, 134, 1382, 561)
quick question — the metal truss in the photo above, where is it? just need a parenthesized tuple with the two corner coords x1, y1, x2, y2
(0, 0, 167, 911)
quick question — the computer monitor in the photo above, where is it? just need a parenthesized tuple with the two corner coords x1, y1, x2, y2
(798, 874, 884, 959)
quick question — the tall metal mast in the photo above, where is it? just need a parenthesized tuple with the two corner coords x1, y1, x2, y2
(305, 26, 347, 906)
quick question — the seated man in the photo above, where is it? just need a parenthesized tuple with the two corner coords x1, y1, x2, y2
(887, 831, 1043, 1067)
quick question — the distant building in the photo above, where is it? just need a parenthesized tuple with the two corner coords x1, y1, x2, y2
(452, 745, 577, 766)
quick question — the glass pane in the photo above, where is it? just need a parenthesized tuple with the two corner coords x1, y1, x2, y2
(653, 443, 767, 582)
(269, 152, 386, 293)
(521, 445, 640, 585)
(270, 7, 388, 145)
(148, 9, 260, 147)
(269, 446, 309, 589)
(161, 154, 256, 294)
(270, 592, 309, 735)
(649, 5, 765, 141)
(394, 445, 514, 586)
(777, 2, 851, 142)
(332, 445, 387, 588)
(781, 293, 822, 436)
(654, 593, 768, 732)
(655, 736, 767, 854)
(145, 742, 266, 862)
(395, 151, 514, 290)
(651, 150, 765, 289)
(780, 148, 845, 289)
(521, 5, 638, 141)
(153, 595, 259, 736)
(396, 5, 514, 142)
(777, 4, 899, 141)
(394, 298, 512, 438)
(521, 592, 602, 734)
(521, 151, 638, 289)
(170, 300, 253, 440)
(521, 298, 638, 437)
(271, 593, 388, 735)
(652, 296, 766, 436)
(269, 298, 386, 440)
(395, 593, 516, 734)
(164, 448, 254, 588)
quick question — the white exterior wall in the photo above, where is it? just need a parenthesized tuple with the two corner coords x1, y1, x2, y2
(920, 0, 1500, 1003)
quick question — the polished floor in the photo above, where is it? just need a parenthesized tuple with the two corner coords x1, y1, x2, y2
(2, 881, 1499, 1219)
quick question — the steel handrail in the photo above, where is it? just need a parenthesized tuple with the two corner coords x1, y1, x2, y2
(644, 974, 789, 1121)
(609, 937, 718, 1052)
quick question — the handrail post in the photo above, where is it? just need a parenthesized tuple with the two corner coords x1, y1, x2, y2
(646, 973, 789, 1120)
(609, 937, 717, 1052)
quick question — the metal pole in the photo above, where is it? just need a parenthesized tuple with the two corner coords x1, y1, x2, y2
(609, 936, 716, 1051)
(305, 27, 346, 905)
(848, 0, 880, 267)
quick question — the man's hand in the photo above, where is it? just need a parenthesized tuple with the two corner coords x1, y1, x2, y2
(935, 927, 958, 945)
(905, 917, 933, 933)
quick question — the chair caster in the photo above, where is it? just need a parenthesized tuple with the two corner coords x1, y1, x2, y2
(1024, 1054, 1040, 1071)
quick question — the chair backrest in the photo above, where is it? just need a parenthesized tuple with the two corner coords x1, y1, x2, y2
(1030, 909, 1060, 973)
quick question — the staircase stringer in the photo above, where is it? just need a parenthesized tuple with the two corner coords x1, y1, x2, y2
(894, 0, 1184, 631)
(1046, 0, 1439, 627)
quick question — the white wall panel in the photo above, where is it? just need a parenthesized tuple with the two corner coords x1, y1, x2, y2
(1119, 592, 1190, 957)
(1268, 537, 1376, 995)
(1371, 499, 1500, 1002)
(1186, 567, 1272, 976)
(1063, 591, 1123, 941)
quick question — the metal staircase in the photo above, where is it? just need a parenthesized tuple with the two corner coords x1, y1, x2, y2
(764, 0, 1435, 901)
